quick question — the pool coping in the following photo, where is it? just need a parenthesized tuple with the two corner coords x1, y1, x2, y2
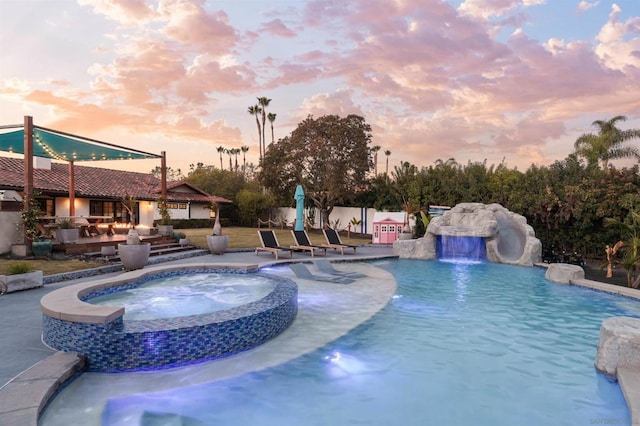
(40, 262, 259, 324)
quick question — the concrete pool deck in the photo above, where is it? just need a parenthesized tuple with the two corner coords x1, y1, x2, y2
(1, 248, 640, 425)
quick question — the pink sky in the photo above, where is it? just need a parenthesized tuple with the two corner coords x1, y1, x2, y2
(1, 0, 639, 175)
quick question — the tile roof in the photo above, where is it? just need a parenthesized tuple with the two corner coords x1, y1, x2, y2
(0, 157, 227, 203)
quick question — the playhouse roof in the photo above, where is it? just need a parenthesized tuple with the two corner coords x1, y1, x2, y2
(372, 212, 405, 223)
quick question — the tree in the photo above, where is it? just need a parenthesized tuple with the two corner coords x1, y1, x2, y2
(241, 146, 249, 174)
(260, 114, 373, 226)
(217, 146, 225, 170)
(258, 97, 271, 161)
(150, 166, 183, 181)
(248, 105, 262, 161)
(267, 112, 277, 144)
(371, 145, 381, 176)
(384, 149, 391, 177)
(605, 208, 640, 288)
(574, 115, 640, 169)
(225, 148, 232, 171)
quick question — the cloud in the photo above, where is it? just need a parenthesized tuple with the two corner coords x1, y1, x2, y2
(577, 1, 599, 12)
(595, 4, 640, 71)
(260, 19, 296, 38)
(78, 0, 154, 25)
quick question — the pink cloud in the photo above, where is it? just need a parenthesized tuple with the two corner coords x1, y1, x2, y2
(260, 19, 296, 38)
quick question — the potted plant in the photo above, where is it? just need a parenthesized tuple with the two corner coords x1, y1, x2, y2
(118, 228, 150, 271)
(17, 192, 52, 257)
(206, 201, 228, 255)
(156, 197, 173, 237)
(55, 217, 79, 244)
(174, 231, 189, 246)
(0, 262, 43, 295)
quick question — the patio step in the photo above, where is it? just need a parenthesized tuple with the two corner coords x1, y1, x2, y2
(81, 242, 203, 262)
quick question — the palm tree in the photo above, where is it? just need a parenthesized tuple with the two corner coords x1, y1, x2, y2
(232, 148, 240, 172)
(574, 115, 640, 169)
(371, 145, 381, 176)
(225, 148, 232, 171)
(267, 112, 277, 144)
(241, 146, 249, 173)
(384, 149, 391, 177)
(216, 146, 225, 170)
(248, 105, 262, 161)
(257, 97, 271, 160)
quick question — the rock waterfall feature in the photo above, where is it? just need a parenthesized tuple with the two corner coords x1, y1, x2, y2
(394, 203, 542, 266)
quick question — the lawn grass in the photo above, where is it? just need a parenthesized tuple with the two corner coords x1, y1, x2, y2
(182, 227, 369, 250)
(0, 227, 371, 277)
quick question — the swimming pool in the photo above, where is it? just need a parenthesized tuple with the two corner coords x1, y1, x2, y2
(41, 260, 638, 425)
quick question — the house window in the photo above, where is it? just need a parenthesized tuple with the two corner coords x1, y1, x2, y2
(389, 225, 395, 233)
(381, 225, 387, 233)
(374, 225, 379, 239)
(89, 200, 138, 223)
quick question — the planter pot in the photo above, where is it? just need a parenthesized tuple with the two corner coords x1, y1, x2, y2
(206, 235, 228, 255)
(118, 243, 151, 271)
(158, 225, 173, 237)
(397, 232, 414, 241)
(32, 240, 52, 257)
(0, 270, 43, 295)
(179, 238, 190, 246)
(56, 228, 79, 244)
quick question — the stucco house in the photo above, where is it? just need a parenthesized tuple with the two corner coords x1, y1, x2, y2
(0, 156, 221, 228)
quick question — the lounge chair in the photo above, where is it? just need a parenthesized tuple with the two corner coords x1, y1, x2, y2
(322, 228, 357, 254)
(289, 263, 354, 284)
(313, 259, 367, 278)
(255, 230, 295, 259)
(290, 230, 327, 257)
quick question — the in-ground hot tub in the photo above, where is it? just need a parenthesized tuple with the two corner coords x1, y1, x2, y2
(41, 263, 298, 372)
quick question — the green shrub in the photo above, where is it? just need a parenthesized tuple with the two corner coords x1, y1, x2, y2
(7, 262, 34, 275)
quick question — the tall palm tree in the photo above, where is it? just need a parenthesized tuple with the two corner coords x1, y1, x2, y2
(371, 145, 381, 176)
(384, 149, 391, 177)
(225, 148, 232, 171)
(267, 112, 277, 144)
(216, 146, 225, 170)
(241, 145, 249, 173)
(574, 115, 640, 169)
(232, 148, 240, 172)
(248, 105, 262, 161)
(257, 97, 271, 160)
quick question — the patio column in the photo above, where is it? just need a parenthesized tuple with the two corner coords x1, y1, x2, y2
(69, 161, 75, 217)
(161, 151, 167, 200)
(23, 116, 33, 202)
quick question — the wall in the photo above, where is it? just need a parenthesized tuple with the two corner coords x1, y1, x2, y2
(274, 206, 378, 234)
(0, 211, 21, 254)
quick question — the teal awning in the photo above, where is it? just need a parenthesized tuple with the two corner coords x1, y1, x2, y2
(0, 127, 160, 161)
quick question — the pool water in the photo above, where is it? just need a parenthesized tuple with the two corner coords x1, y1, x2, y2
(99, 260, 637, 425)
(88, 273, 275, 320)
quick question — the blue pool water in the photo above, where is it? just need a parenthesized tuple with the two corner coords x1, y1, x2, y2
(88, 273, 275, 320)
(102, 260, 636, 425)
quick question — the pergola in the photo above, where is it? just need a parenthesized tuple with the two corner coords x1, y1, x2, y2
(0, 116, 166, 217)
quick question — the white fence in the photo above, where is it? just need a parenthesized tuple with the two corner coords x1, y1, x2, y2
(274, 206, 398, 235)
